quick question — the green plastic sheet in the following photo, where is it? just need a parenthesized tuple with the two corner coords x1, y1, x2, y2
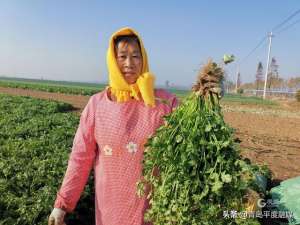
(271, 176, 300, 225)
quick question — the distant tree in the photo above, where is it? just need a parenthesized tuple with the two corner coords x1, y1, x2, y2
(255, 62, 263, 90)
(271, 58, 279, 79)
(267, 57, 279, 89)
(222, 73, 235, 93)
(273, 78, 285, 89)
(235, 72, 242, 93)
(237, 72, 241, 88)
(287, 77, 300, 89)
(165, 80, 170, 88)
(241, 82, 255, 89)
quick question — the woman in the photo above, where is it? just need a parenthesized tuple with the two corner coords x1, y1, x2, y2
(48, 27, 179, 225)
(48, 27, 221, 225)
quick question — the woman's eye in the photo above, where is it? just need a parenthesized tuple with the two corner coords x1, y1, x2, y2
(118, 55, 126, 59)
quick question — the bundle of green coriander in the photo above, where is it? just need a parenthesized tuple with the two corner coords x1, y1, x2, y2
(137, 60, 266, 225)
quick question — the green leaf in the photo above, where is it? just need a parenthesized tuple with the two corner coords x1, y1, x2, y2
(175, 135, 183, 143)
(205, 124, 212, 132)
(221, 173, 232, 183)
(211, 180, 223, 194)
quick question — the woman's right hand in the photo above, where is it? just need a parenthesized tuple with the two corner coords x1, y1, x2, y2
(48, 208, 66, 225)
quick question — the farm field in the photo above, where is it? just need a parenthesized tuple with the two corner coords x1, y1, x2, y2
(0, 77, 105, 96)
(0, 93, 94, 225)
(0, 85, 299, 183)
(0, 83, 299, 225)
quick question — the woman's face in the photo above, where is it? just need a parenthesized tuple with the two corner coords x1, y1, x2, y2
(115, 41, 143, 84)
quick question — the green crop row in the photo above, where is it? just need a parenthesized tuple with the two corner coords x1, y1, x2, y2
(0, 77, 105, 88)
(221, 94, 277, 106)
(0, 78, 278, 107)
(0, 94, 94, 225)
(0, 79, 105, 96)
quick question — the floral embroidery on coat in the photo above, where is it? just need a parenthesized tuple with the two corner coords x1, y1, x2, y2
(126, 142, 138, 154)
(103, 145, 113, 156)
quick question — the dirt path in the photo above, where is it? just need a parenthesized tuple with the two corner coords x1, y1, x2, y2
(1, 86, 299, 182)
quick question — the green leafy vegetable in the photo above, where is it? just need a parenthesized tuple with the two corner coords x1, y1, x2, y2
(137, 60, 266, 225)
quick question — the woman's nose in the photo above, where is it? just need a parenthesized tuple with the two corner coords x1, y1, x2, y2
(124, 56, 133, 67)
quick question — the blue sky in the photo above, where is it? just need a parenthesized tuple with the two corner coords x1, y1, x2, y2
(1, 1, 300, 87)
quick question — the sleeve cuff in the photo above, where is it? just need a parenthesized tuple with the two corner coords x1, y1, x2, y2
(54, 193, 75, 213)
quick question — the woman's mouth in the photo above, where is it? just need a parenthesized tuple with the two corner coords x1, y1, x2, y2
(124, 72, 136, 77)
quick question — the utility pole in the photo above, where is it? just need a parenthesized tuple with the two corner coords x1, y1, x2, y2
(263, 32, 274, 99)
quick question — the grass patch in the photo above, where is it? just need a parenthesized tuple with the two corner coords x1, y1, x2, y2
(167, 88, 190, 99)
(221, 94, 278, 106)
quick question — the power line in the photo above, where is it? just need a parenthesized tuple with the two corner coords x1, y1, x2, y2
(233, 9, 300, 90)
(276, 18, 300, 35)
(272, 9, 300, 32)
(239, 35, 268, 65)
(238, 9, 300, 68)
(239, 9, 300, 65)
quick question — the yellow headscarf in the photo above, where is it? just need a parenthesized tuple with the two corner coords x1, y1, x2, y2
(106, 27, 156, 107)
